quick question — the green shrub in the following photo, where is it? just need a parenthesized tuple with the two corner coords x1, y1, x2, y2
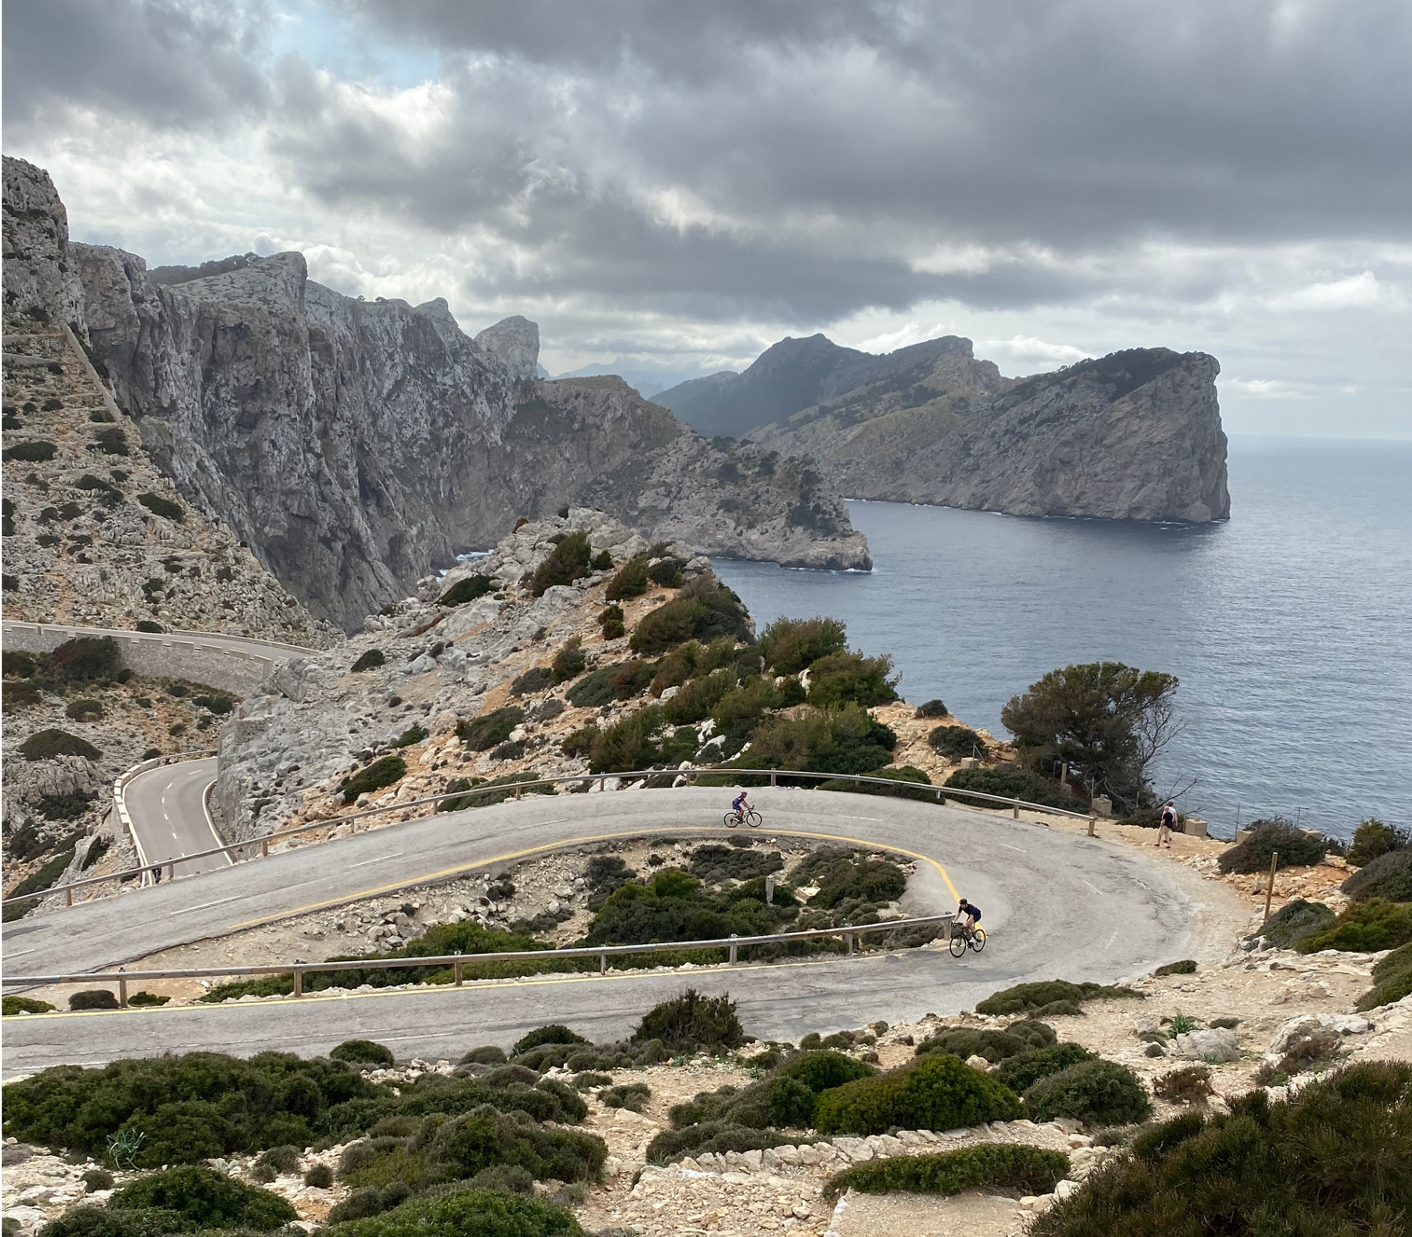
(915, 1023, 1054, 1065)
(824, 1142, 1069, 1200)
(993, 1043, 1097, 1094)
(633, 989, 744, 1051)
(457, 707, 525, 750)
(1153, 959, 1197, 977)
(136, 493, 182, 521)
(510, 666, 554, 696)
(1023, 1059, 1151, 1127)
(942, 766, 1076, 812)
(331, 1040, 395, 1067)
(3, 679, 42, 707)
(3, 440, 57, 462)
(914, 699, 948, 718)
(605, 554, 651, 601)
(599, 605, 625, 639)
(65, 697, 104, 721)
(743, 703, 896, 777)
(1028, 1064, 1412, 1236)
(192, 693, 234, 715)
(809, 855, 907, 909)
(805, 649, 899, 708)
(341, 756, 407, 804)
(350, 649, 385, 673)
(775, 1050, 877, 1094)
(530, 531, 592, 595)
(1257, 898, 1336, 949)
(390, 724, 427, 748)
(438, 574, 494, 606)
(321, 1186, 582, 1236)
(975, 980, 1143, 1016)
(3, 996, 56, 1015)
(587, 704, 681, 773)
(1345, 818, 1409, 868)
(1218, 818, 1328, 874)
(3, 649, 40, 677)
(126, 992, 169, 1008)
(565, 663, 638, 707)
(758, 616, 848, 674)
(6, 848, 76, 902)
(305, 1163, 334, 1188)
(1153, 1064, 1213, 1103)
(1343, 848, 1412, 903)
(255, 1145, 303, 1176)
(108, 1165, 297, 1227)
(559, 725, 598, 758)
(551, 640, 586, 683)
(327, 1182, 414, 1222)
(687, 844, 784, 884)
(425, 1107, 606, 1182)
(70, 990, 120, 1011)
(599, 1082, 652, 1112)
(646, 1122, 796, 1165)
(927, 725, 985, 759)
(629, 576, 751, 656)
(51, 636, 122, 683)
(81, 1168, 116, 1192)
(1356, 941, 1412, 1011)
(815, 1054, 1022, 1136)
(1297, 897, 1412, 953)
(513, 1025, 589, 1056)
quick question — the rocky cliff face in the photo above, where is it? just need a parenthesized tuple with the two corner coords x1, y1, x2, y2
(661, 333, 1230, 523)
(3, 159, 869, 632)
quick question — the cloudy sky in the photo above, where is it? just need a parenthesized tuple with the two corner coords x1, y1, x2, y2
(5, 0, 1409, 435)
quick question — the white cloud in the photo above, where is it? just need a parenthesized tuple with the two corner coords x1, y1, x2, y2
(1224, 377, 1317, 400)
(978, 335, 1092, 370)
(1275, 270, 1385, 310)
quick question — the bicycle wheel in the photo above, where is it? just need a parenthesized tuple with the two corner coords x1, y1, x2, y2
(745, 810, 762, 828)
(949, 931, 967, 958)
(723, 812, 739, 828)
(970, 927, 987, 953)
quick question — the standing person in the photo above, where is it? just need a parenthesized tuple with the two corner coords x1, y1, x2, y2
(1157, 801, 1178, 848)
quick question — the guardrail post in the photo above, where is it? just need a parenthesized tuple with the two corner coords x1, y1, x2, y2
(599, 952, 607, 975)
(454, 956, 464, 987)
(844, 932, 853, 954)
(262, 837, 269, 858)
(729, 935, 739, 964)
(598, 777, 604, 791)
(166, 863, 175, 882)
(1087, 816, 1097, 837)
(118, 977, 128, 1007)
(1012, 802, 1019, 819)
(770, 771, 777, 787)
(65, 886, 74, 907)
(293, 968, 303, 998)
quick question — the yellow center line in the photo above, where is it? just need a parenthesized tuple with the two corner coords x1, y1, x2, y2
(225, 824, 959, 930)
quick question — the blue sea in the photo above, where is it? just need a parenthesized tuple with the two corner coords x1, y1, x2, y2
(713, 436, 1412, 841)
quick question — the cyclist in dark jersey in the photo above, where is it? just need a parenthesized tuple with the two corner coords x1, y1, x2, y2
(956, 898, 981, 937)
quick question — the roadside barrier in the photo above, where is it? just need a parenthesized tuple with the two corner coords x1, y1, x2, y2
(1, 766, 1095, 910)
(1, 913, 961, 1006)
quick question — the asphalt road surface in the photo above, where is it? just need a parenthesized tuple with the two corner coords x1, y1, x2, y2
(2, 787, 1197, 1075)
(124, 757, 229, 877)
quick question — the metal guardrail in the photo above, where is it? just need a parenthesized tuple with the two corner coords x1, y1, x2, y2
(2, 765, 1094, 908)
(0, 618, 318, 659)
(1, 914, 961, 1005)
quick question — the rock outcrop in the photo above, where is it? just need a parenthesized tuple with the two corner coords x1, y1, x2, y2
(4, 158, 869, 633)
(658, 334, 1230, 524)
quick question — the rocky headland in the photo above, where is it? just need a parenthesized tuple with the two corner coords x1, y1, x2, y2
(657, 333, 1231, 524)
(3, 157, 870, 634)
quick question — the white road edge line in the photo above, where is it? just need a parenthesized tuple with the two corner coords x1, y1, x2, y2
(170, 894, 245, 916)
(200, 776, 234, 867)
(350, 852, 404, 869)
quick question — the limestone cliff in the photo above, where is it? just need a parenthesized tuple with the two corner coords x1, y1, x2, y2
(3, 158, 869, 633)
(660, 334, 1230, 523)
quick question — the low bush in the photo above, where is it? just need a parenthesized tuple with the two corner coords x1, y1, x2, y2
(559, 725, 598, 758)
(438, 574, 494, 607)
(992, 1043, 1096, 1095)
(331, 1040, 395, 1067)
(824, 1142, 1069, 1200)
(818, 765, 935, 802)
(686, 844, 784, 885)
(942, 767, 1076, 812)
(5, 848, 76, 905)
(633, 989, 744, 1052)
(599, 1082, 652, 1112)
(136, 493, 182, 521)
(3, 996, 55, 1015)
(1153, 1064, 1213, 1103)
(646, 1122, 796, 1164)
(305, 1163, 334, 1188)
(323, 1186, 584, 1236)
(1022, 1059, 1152, 1127)
(65, 697, 104, 721)
(425, 1106, 606, 1183)
(457, 707, 524, 751)
(341, 756, 407, 804)
(775, 1050, 878, 1094)
(815, 1054, 1022, 1136)
(327, 1182, 414, 1222)
(126, 992, 169, 1008)
(1345, 818, 1409, 868)
(1218, 818, 1328, 874)
(530, 531, 591, 595)
(350, 649, 385, 673)
(914, 699, 948, 718)
(108, 1165, 298, 1227)
(976, 980, 1143, 1017)
(391, 724, 427, 748)
(564, 662, 640, 707)
(551, 640, 586, 683)
(1152, 959, 1197, 977)
(605, 554, 651, 601)
(1342, 848, 1412, 903)
(192, 693, 234, 715)
(19, 728, 102, 761)
(1257, 898, 1336, 949)
(758, 616, 848, 675)
(629, 575, 751, 656)
(1027, 1064, 1412, 1236)
(51, 636, 122, 683)
(461, 1046, 509, 1066)
(1357, 941, 1412, 1011)
(513, 1025, 588, 1056)
(927, 725, 985, 760)
(82, 1168, 116, 1192)
(804, 649, 899, 709)
(255, 1144, 303, 1178)
(70, 990, 120, 1011)
(511, 666, 554, 697)
(599, 604, 625, 639)
(3, 440, 57, 462)
(1297, 897, 1412, 953)
(916, 1021, 1056, 1064)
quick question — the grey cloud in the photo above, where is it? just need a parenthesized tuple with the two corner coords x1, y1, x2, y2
(2, 0, 271, 137)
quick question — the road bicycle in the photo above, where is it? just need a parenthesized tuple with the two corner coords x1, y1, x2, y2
(949, 917, 987, 957)
(723, 808, 763, 829)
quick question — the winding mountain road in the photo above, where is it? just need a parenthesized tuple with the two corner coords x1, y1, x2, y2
(123, 757, 228, 877)
(2, 786, 1198, 1076)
